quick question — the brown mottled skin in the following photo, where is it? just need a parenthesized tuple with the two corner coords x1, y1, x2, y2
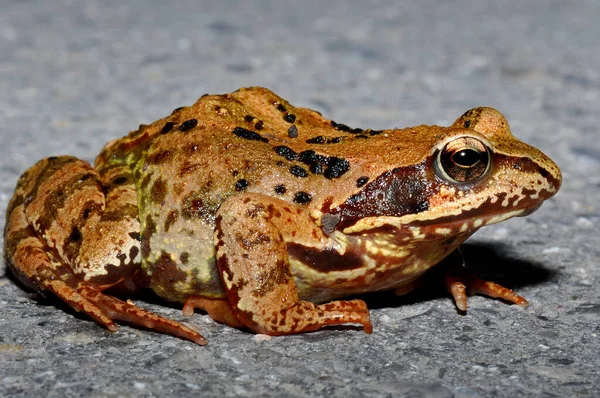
(4, 87, 561, 344)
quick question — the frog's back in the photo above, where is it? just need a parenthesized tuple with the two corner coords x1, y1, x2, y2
(97, 87, 445, 219)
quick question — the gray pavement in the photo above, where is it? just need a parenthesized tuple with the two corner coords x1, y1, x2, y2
(1, 0, 598, 396)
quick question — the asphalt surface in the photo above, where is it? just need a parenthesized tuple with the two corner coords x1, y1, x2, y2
(1, 1, 598, 397)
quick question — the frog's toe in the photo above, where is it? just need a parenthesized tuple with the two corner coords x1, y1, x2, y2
(466, 277, 528, 308)
(316, 299, 373, 334)
(43, 278, 121, 332)
(444, 270, 528, 312)
(77, 286, 208, 345)
(445, 275, 469, 311)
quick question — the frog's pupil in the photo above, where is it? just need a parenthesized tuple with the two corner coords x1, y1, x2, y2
(452, 149, 480, 167)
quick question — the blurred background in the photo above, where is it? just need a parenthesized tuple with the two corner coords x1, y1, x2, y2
(1, 1, 598, 396)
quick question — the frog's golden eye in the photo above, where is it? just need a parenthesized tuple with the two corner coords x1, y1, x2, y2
(436, 137, 490, 183)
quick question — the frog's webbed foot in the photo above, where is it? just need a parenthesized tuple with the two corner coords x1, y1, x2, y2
(215, 194, 373, 335)
(444, 250, 528, 312)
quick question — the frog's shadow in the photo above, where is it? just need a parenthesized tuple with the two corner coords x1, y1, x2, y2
(360, 241, 557, 310)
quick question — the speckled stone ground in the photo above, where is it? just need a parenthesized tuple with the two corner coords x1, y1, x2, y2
(1, 1, 598, 397)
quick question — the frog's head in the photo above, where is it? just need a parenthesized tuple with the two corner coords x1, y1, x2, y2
(328, 107, 562, 238)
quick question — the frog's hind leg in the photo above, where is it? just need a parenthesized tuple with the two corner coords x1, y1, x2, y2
(4, 156, 206, 345)
(6, 228, 207, 345)
(214, 194, 372, 336)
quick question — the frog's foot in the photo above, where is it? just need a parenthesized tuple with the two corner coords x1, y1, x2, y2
(444, 268, 528, 312)
(249, 299, 373, 336)
(43, 278, 204, 345)
(182, 296, 244, 328)
(46, 278, 208, 345)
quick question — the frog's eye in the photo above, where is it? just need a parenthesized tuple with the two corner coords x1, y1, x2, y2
(436, 137, 490, 183)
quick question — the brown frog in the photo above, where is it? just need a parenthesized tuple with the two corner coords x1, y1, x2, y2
(3, 87, 562, 345)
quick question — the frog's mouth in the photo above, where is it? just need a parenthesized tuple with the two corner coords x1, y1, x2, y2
(409, 200, 546, 232)
(402, 183, 555, 234)
(341, 200, 546, 239)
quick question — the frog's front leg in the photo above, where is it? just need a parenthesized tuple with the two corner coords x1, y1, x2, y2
(4, 156, 206, 344)
(215, 194, 372, 335)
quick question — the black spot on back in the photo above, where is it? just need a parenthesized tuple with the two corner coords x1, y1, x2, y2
(179, 119, 198, 132)
(330, 121, 363, 134)
(274, 185, 286, 195)
(290, 165, 308, 178)
(232, 127, 269, 143)
(235, 179, 249, 191)
(324, 157, 350, 179)
(160, 122, 176, 134)
(293, 192, 312, 204)
(356, 176, 369, 187)
(306, 136, 344, 144)
(288, 125, 298, 138)
(274, 146, 298, 161)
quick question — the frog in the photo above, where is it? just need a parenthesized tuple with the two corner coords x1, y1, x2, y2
(3, 87, 562, 345)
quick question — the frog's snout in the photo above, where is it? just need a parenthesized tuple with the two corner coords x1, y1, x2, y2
(539, 155, 562, 198)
